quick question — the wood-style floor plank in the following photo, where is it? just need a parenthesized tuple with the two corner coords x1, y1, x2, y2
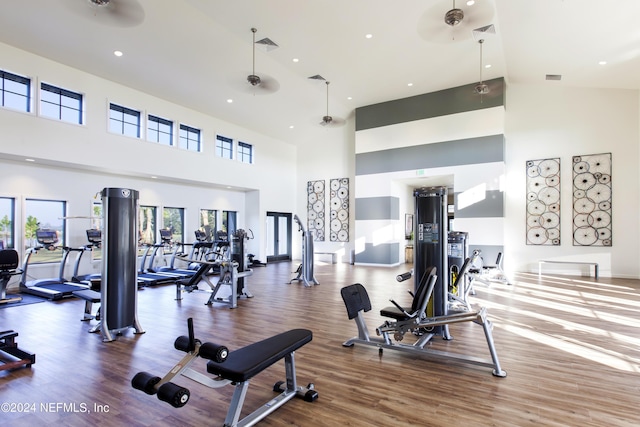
(1, 262, 639, 426)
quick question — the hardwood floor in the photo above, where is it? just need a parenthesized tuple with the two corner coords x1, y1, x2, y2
(1, 261, 639, 426)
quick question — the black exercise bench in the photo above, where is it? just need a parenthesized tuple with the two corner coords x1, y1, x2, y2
(72, 289, 101, 333)
(132, 319, 317, 427)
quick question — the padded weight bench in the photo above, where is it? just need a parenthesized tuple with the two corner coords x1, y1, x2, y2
(132, 319, 317, 427)
(72, 289, 101, 333)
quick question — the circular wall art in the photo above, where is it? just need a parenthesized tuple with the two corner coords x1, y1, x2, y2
(525, 158, 561, 245)
(329, 178, 349, 242)
(572, 153, 612, 246)
(307, 180, 325, 241)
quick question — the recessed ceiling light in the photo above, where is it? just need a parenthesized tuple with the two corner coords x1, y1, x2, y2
(113, 50, 123, 57)
(466, 0, 475, 5)
(289, 125, 295, 129)
(292, 58, 299, 63)
(227, 99, 233, 103)
(598, 61, 607, 65)
(407, 83, 413, 87)
(485, 64, 492, 68)
(365, 34, 373, 39)
(347, 96, 352, 100)
(25, 158, 35, 162)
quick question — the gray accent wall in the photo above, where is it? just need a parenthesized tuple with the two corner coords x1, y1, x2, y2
(355, 242, 400, 265)
(354, 78, 506, 266)
(356, 134, 504, 176)
(356, 78, 505, 131)
(355, 196, 399, 220)
(454, 189, 504, 218)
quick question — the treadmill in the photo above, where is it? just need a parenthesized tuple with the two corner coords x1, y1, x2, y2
(70, 229, 102, 289)
(20, 230, 90, 300)
(147, 229, 196, 279)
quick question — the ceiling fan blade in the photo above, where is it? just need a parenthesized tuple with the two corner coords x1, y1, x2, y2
(63, 0, 145, 27)
(417, 0, 495, 43)
(231, 73, 280, 95)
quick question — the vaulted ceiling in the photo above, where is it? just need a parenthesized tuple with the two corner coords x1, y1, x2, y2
(1, 0, 638, 146)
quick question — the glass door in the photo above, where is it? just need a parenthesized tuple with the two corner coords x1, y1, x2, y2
(266, 212, 292, 262)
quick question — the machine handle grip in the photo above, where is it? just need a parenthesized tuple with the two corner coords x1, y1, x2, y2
(396, 271, 412, 282)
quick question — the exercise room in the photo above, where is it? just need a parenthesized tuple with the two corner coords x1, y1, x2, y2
(1, 1, 639, 426)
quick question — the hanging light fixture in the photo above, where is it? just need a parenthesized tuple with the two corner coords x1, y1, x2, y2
(444, 0, 464, 26)
(247, 28, 261, 86)
(474, 39, 489, 98)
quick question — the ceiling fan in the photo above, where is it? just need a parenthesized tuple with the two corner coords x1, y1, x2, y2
(242, 28, 280, 95)
(472, 24, 500, 100)
(417, 0, 494, 43)
(63, 0, 145, 27)
(309, 76, 345, 127)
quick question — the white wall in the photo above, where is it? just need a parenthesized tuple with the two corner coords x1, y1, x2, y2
(0, 42, 300, 275)
(504, 84, 640, 278)
(294, 120, 356, 262)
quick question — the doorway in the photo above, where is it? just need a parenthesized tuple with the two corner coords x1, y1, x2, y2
(266, 212, 292, 262)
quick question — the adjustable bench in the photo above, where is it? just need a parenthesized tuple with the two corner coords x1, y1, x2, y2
(132, 319, 317, 427)
(72, 289, 101, 333)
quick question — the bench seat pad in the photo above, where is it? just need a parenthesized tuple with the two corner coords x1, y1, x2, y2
(206, 329, 312, 383)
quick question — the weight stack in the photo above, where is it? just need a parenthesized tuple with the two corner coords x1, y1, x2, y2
(100, 187, 144, 342)
(413, 186, 448, 334)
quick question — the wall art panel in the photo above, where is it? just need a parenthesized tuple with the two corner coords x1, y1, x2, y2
(307, 180, 325, 241)
(526, 158, 561, 245)
(572, 153, 612, 246)
(329, 178, 349, 242)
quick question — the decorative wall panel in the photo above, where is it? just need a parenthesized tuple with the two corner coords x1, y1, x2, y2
(572, 153, 612, 246)
(307, 180, 325, 241)
(526, 158, 561, 245)
(329, 178, 349, 242)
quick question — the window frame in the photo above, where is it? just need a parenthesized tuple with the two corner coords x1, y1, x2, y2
(109, 102, 142, 138)
(0, 69, 31, 113)
(216, 135, 234, 160)
(24, 198, 67, 264)
(199, 209, 217, 242)
(39, 82, 84, 125)
(238, 141, 253, 164)
(0, 197, 15, 249)
(162, 207, 185, 244)
(179, 123, 202, 152)
(147, 114, 174, 146)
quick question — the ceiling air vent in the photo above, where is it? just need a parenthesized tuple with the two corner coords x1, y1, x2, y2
(546, 74, 562, 81)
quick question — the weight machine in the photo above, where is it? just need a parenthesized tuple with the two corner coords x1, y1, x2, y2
(340, 186, 506, 376)
(289, 214, 318, 287)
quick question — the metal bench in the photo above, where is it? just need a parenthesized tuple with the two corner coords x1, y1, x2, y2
(538, 260, 599, 279)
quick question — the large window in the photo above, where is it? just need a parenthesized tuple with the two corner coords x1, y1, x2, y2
(0, 197, 15, 249)
(40, 82, 83, 124)
(221, 210, 237, 240)
(147, 114, 173, 145)
(1, 69, 31, 112)
(199, 209, 217, 242)
(109, 103, 141, 138)
(162, 207, 184, 244)
(216, 135, 233, 159)
(25, 199, 66, 263)
(138, 205, 157, 247)
(179, 124, 201, 152)
(238, 141, 253, 164)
